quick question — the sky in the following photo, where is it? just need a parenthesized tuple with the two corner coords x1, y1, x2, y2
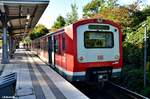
(37, 0, 149, 29)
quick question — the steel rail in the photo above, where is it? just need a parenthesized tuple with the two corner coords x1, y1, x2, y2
(110, 82, 149, 99)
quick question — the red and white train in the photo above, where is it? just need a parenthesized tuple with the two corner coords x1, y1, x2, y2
(28, 18, 123, 83)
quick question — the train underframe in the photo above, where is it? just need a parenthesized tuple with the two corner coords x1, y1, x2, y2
(55, 65, 115, 89)
(65, 66, 122, 89)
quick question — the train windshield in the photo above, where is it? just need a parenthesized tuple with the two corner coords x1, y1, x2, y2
(84, 31, 114, 48)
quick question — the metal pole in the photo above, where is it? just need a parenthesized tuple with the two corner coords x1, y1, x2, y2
(1, 14, 9, 64)
(9, 35, 14, 58)
(144, 25, 147, 87)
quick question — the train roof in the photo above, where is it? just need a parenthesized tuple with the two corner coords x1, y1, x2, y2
(50, 18, 121, 34)
(31, 18, 121, 41)
(73, 18, 121, 28)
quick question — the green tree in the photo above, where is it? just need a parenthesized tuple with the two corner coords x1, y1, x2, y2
(51, 15, 65, 31)
(34, 24, 49, 35)
(29, 24, 49, 40)
(83, 0, 143, 27)
(83, 0, 118, 18)
(65, 3, 78, 25)
(94, 6, 131, 27)
(142, 5, 150, 17)
(83, 0, 104, 18)
(107, 0, 118, 8)
(22, 36, 31, 44)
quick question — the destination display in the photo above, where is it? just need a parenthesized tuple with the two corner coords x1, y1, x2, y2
(88, 25, 110, 30)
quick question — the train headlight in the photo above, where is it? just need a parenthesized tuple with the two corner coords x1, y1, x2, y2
(114, 55, 120, 60)
(79, 56, 84, 61)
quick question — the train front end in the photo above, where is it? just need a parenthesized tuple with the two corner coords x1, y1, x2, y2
(73, 19, 123, 82)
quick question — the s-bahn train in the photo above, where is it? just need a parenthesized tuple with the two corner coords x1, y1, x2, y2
(28, 18, 123, 83)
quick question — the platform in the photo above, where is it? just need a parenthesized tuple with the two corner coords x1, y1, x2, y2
(0, 49, 89, 99)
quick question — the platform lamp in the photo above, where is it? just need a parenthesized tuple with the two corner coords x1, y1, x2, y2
(26, 8, 30, 20)
(26, 14, 30, 20)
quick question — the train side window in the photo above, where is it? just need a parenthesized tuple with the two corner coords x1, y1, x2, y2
(46, 38, 48, 51)
(37, 40, 40, 49)
(44, 38, 48, 51)
(54, 38, 59, 53)
(51, 36, 54, 52)
(62, 34, 65, 51)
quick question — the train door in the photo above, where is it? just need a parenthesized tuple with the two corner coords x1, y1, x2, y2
(54, 35, 61, 68)
(48, 35, 55, 67)
(61, 33, 67, 70)
(48, 36, 52, 64)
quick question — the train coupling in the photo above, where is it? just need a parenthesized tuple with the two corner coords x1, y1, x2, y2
(86, 67, 113, 83)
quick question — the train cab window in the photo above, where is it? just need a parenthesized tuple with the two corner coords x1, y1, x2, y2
(84, 31, 114, 48)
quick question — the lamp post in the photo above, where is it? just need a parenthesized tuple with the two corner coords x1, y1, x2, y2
(143, 24, 147, 87)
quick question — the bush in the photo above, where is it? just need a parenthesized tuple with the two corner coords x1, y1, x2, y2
(123, 42, 143, 68)
(121, 66, 150, 98)
(121, 68, 144, 92)
(140, 87, 150, 98)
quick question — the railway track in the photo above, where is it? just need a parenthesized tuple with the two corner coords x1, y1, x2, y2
(73, 81, 149, 99)
(108, 82, 149, 99)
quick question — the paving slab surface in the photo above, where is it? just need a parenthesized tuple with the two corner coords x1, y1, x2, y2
(0, 49, 89, 99)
